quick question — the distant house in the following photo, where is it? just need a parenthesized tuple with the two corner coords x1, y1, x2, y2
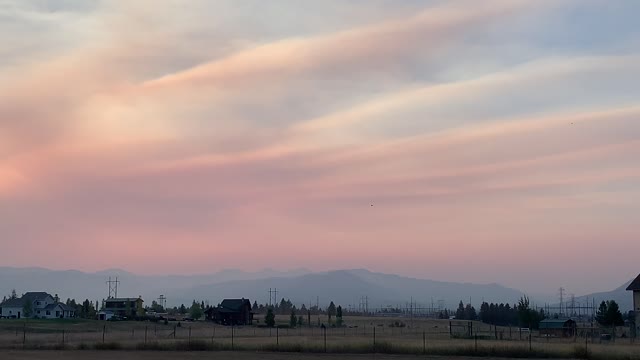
(205, 298, 253, 325)
(627, 273, 640, 335)
(539, 318, 577, 337)
(103, 297, 144, 318)
(0, 292, 75, 319)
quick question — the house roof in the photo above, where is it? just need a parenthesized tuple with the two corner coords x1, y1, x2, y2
(219, 299, 251, 312)
(105, 298, 143, 302)
(43, 303, 74, 311)
(626, 274, 640, 291)
(539, 318, 576, 329)
(0, 292, 53, 307)
(0, 298, 24, 307)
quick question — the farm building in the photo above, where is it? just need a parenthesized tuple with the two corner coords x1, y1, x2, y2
(103, 297, 144, 318)
(627, 273, 640, 335)
(0, 292, 75, 319)
(539, 318, 577, 337)
(205, 298, 253, 325)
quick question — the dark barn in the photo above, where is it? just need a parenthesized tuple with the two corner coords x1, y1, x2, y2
(539, 318, 577, 338)
(205, 298, 253, 325)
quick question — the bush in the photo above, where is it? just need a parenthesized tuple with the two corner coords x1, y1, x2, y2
(94, 342, 122, 350)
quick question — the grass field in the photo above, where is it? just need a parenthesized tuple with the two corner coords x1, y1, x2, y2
(0, 316, 637, 359)
(1, 351, 566, 360)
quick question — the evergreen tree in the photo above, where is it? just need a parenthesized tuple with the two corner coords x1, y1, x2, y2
(336, 305, 344, 327)
(456, 301, 465, 319)
(190, 300, 203, 320)
(597, 300, 624, 326)
(10, 289, 17, 300)
(23, 299, 33, 318)
(464, 304, 477, 320)
(265, 308, 276, 327)
(290, 309, 297, 328)
(327, 301, 337, 322)
(179, 304, 187, 315)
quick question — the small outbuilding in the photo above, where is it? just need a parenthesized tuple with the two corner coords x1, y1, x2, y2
(539, 318, 577, 337)
(205, 298, 253, 326)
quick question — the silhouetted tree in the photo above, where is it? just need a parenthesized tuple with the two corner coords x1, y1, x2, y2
(328, 301, 337, 322)
(265, 308, 275, 327)
(290, 309, 297, 328)
(23, 299, 33, 318)
(456, 301, 465, 319)
(596, 300, 624, 327)
(336, 305, 344, 327)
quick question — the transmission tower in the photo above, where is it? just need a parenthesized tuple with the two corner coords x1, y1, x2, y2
(106, 277, 120, 299)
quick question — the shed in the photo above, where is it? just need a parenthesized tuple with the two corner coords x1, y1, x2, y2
(539, 318, 577, 337)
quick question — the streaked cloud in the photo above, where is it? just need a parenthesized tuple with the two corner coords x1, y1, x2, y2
(0, 0, 638, 295)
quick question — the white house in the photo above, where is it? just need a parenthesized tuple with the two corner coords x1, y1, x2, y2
(0, 292, 75, 319)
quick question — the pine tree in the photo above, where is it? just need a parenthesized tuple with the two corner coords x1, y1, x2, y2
(10, 289, 17, 300)
(456, 301, 465, 319)
(327, 301, 337, 322)
(265, 308, 276, 327)
(336, 305, 344, 327)
(23, 299, 33, 318)
(290, 309, 297, 328)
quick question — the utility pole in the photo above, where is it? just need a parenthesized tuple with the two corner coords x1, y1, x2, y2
(559, 287, 565, 317)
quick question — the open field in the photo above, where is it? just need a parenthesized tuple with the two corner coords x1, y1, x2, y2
(1, 351, 569, 360)
(0, 317, 637, 359)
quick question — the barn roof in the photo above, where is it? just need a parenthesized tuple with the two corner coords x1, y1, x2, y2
(626, 274, 640, 291)
(219, 298, 251, 312)
(539, 318, 576, 329)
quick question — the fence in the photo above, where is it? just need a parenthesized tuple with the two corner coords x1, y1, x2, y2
(0, 319, 637, 358)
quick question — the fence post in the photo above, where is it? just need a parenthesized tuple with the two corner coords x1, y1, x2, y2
(173, 325, 176, 339)
(23, 323, 26, 349)
(449, 321, 452, 338)
(324, 326, 327, 353)
(188, 326, 192, 345)
(231, 324, 234, 350)
(145, 326, 148, 344)
(62, 329, 65, 347)
(423, 331, 426, 354)
(102, 325, 106, 343)
(529, 332, 532, 352)
(276, 327, 279, 349)
(373, 327, 376, 351)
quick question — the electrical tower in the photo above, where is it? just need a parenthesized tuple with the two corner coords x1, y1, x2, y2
(106, 277, 120, 299)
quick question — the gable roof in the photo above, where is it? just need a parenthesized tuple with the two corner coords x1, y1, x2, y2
(0, 292, 53, 307)
(626, 274, 640, 291)
(539, 318, 576, 329)
(22, 292, 53, 301)
(0, 298, 24, 307)
(219, 299, 251, 312)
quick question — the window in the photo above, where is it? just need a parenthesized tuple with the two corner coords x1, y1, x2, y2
(46, 311, 50, 315)
(36, 302, 41, 306)
(37, 311, 40, 314)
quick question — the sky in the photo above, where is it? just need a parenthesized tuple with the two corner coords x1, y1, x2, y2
(1, 0, 639, 297)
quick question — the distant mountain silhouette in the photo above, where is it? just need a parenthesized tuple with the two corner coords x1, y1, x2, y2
(572, 279, 636, 312)
(5, 266, 628, 310)
(167, 269, 527, 309)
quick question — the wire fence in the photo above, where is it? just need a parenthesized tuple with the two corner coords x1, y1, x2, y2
(0, 320, 637, 357)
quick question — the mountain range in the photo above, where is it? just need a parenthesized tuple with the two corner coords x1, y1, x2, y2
(0, 267, 635, 311)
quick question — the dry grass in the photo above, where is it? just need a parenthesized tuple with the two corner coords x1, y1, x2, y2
(0, 317, 637, 359)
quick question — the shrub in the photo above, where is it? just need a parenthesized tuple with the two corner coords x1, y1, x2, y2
(94, 342, 122, 350)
